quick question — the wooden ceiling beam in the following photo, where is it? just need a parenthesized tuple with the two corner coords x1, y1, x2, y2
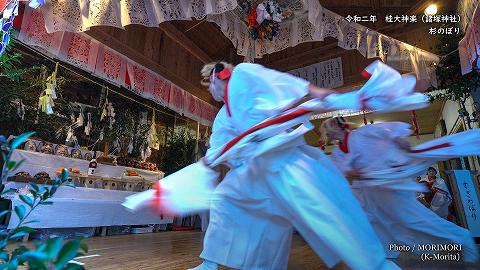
(86, 28, 215, 104)
(158, 22, 213, 64)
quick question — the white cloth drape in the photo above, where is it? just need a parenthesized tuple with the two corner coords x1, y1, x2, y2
(5, 182, 172, 229)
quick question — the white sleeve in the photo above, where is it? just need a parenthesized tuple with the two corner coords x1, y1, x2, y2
(227, 63, 310, 132)
(204, 107, 237, 165)
(330, 148, 354, 173)
(356, 122, 413, 140)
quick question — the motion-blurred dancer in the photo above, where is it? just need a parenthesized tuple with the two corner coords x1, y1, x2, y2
(321, 118, 479, 262)
(187, 60, 428, 270)
(125, 60, 429, 270)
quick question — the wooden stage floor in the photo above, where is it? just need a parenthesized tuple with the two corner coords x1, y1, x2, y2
(77, 231, 480, 270)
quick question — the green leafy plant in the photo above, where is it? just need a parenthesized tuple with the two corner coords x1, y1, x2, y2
(426, 24, 480, 129)
(0, 34, 39, 82)
(159, 127, 196, 175)
(0, 49, 70, 140)
(426, 32, 480, 102)
(0, 133, 88, 269)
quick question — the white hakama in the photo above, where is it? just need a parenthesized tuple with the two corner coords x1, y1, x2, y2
(331, 123, 480, 262)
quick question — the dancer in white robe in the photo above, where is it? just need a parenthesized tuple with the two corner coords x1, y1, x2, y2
(321, 118, 479, 262)
(419, 167, 452, 219)
(124, 60, 430, 270)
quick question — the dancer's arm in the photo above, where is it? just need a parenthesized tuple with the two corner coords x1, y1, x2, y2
(308, 84, 336, 100)
(395, 138, 411, 151)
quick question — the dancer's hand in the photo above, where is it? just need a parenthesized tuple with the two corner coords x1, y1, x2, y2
(345, 170, 363, 180)
(395, 138, 411, 151)
(308, 84, 335, 100)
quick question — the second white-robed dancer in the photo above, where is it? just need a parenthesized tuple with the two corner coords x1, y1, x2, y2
(321, 118, 479, 262)
(419, 167, 453, 219)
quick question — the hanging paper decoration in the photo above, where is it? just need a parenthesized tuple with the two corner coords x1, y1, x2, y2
(77, 105, 84, 127)
(65, 127, 74, 144)
(72, 135, 79, 149)
(140, 147, 145, 161)
(146, 111, 159, 150)
(38, 64, 61, 115)
(140, 111, 148, 126)
(145, 146, 152, 159)
(11, 98, 25, 120)
(107, 102, 115, 129)
(99, 128, 104, 141)
(99, 89, 116, 129)
(127, 138, 133, 154)
(45, 63, 59, 99)
(110, 137, 121, 155)
(100, 88, 109, 121)
(85, 112, 92, 135)
(289, 57, 344, 89)
(411, 110, 420, 140)
(38, 92, 54, 114)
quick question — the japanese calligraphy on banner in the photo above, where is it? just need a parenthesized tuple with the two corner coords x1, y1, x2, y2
(451, 170, 480, 237)
(17, 7, 217, 126)
(95, 45, 127, 87)
(289, 57, 344, 88)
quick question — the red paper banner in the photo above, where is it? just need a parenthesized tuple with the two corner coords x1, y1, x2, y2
(94, 45, 127, 87)
(59, 32, 99, 72)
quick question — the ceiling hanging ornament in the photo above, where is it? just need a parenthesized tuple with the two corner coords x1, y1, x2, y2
(244, 0, 289, 41)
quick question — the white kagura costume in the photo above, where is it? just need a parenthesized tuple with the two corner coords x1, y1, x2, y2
(419, 176, 452, 218)
(330, 122, 480, 262)
(124, 60, 430, 270)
